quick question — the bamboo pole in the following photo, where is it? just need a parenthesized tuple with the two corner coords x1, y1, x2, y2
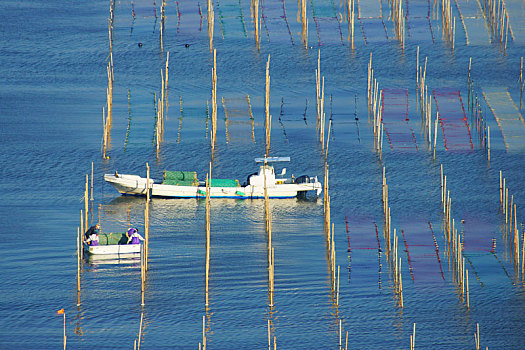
(210, 49, 218, 152)
(270, 247, 274, 307)
(500, 171, 502, 205)
(505, 188, 509, 237)
(350, 0, 355, 48)
(265, 54, 271, 156)
(62, 310, 66, 350)
(85, 175, 89, 231)
(510, 195, 513, 241)
(487, 126, 490, 161)
(475, 323, 480, 350)
(267, 319, 271, 350)
(145, 204, 149, 271)
(77, 227, 81, 292)
(433, 112, 439, 160)
(254, 0, 260, 47)
(206, 164, 211, 307)
(339, 318, 342, 350)
(137, 312, 144, 350)
(521, 231, 525, 281)
(514, 206, 518, 270)
(399, 258, 403, 308)
(466, 269, 470, 309)
(203, 315, 207, 350)
(516, 56, 523, 110)
(452, 17, 456, 49)
(141, 244, 145, 306)
(412, 323, 416, 350)
(208, 0, 214, 52)
(336, 265, 340, 306)
(416, 46, 420, 88)
(80, 211, 85, 265)
(503, 177, 506, 212)
(90, 162, 94, 200)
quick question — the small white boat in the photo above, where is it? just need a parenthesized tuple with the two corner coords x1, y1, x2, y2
(104, 157, 322, 199)
(83, 232, 141, 255)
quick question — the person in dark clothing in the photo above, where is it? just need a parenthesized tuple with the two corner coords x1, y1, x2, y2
(85, 224, 100, 241)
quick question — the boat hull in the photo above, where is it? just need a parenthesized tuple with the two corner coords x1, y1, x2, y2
(83, 242, 141, 255)
(104, 174, 322, 199)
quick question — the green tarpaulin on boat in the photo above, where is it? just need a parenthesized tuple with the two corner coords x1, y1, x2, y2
(163, 171, 198, 186)
(98, 233, 128, 245)
(162, 179, 199, 186)
(163, 171, 198, 181)
(209, 179, 240, 187)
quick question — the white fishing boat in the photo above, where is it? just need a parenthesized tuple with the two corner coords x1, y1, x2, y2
(83, 232, 141, 255)
(104, 157, 322, 199)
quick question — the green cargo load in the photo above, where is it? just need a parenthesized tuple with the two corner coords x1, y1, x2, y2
(97, 233, 128, 245)
(163, 170, 198, 182)
(163, 170, 199, 186)
(162, 179, 199, 186)
(209, 179, 240, 187)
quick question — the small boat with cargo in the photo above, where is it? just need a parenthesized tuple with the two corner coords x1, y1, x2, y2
(83, 232, 141, 256)
(104, 157, 322, 199)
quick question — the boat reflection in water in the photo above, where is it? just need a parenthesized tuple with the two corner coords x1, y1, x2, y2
(105, 193, 321, 223)
(84, 252, 141, 265)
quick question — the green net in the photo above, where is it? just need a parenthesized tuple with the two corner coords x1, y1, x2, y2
(163, 170, 198, 181)
(98, 233, 128, 245)
(209, 179, 240, 187)
(162, 179, 199, 186)
(163, 171, 198, 185)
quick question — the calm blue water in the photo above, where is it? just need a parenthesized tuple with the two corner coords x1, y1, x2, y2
(1, 0, 525, 348)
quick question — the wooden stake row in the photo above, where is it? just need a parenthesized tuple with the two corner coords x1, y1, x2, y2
(482, 0, 510, 51)
(467, 63, 491, 161)
(381, 168, 403, 306)
(367, 54, 383, 158)
(499, 171, 523, 278)
(441, 166, 470, 306)
(154, 59, 168, 158)
(321, 131, 340, 310)
(409, 323, 416, 350)
(416, 52, 441, 158)
(439, 0, 456, 49)
(390, 0, 406, 48)
(316, 51, 327, 149)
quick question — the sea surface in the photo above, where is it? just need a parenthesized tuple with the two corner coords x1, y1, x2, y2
(1, 0, 525, 348)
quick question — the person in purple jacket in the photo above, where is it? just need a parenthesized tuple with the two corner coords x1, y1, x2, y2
(85, 229, 99, 246)
(127, 228, 144, 244)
